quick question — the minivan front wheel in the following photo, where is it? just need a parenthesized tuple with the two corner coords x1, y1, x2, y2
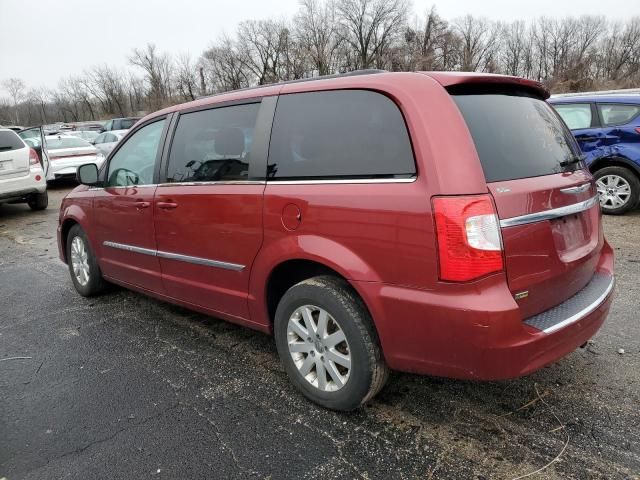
(274, 276, 388, 411)
(66, 224, 107, 296)
(594, 166, 640, 215)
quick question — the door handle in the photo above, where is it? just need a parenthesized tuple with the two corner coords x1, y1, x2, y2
(157, 201, 178, 210)
(135, 200, 150, 209)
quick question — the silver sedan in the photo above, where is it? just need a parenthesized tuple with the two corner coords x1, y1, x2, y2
(92, 129, 128, 157)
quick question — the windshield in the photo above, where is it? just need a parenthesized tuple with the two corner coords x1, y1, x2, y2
(46, 136, 92, 150)
(452, 93, 582, 183)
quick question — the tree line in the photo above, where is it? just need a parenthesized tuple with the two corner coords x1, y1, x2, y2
(2, 0, 640, 125)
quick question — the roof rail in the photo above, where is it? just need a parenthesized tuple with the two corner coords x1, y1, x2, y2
(551, 88, 640, 98)
(196, 69, 387, 100)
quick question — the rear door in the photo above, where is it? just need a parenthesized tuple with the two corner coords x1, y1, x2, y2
(153, 98, 275, 320)
(552, 102, 605, 165)
(0, 130, 30, 180)
(453, 91, 603, 318)
(18, 126, 50, 176)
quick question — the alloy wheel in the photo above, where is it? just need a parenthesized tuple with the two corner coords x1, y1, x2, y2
(287, 305, 351, 392)
(596, 174, 632, 209)
(70, 236, 90, 286)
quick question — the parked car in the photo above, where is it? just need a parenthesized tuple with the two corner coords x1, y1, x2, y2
(59, 71, 615, 411)
(100, 117, 141, 132)
(0, 125, 25, 132)
(67, 130, 100, 143)
(44, 134, 105, 181)
(549, 94, 640, 214)
(0, 128, 48, 210)
(91, 129, 128, 156)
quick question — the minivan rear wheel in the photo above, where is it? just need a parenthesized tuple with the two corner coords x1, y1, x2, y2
(274, 275, 388, 411)
(66, 224, 107, 296)
(594, 166, 639, 215)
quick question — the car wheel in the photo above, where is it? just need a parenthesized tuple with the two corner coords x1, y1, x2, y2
(274, 275, 389, 411)
(27, 191, 48, 211)
(594, 166, 640, 215)
(66, 224, 107, 296)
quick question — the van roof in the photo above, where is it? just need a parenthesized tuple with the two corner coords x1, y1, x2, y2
(142, 70, 549, 123)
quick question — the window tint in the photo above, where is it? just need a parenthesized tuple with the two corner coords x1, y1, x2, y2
(0, 131, 25, 151)
(107, 119, 165, 187)
(553, 103, 592, 130)
(166, 103, 259, 183)
(267, 90, 415, 179)
(453, 94, 581, 183)
(598, 104, 640, 126)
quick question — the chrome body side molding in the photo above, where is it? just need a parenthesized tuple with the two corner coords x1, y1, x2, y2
(102, 241, 245, 271)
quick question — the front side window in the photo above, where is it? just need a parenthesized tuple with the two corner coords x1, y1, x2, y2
(598, 104, 640, 126)
(107, 119, 165, 187)
(553, 103, 593, 130)
(267, 90, 416, 179)
(166, 103, 259, 183)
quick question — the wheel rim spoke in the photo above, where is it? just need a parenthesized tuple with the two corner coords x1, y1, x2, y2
(286, 304, 351, 392)
(325, 330, 346, 348)
(70, 237, 90, 286)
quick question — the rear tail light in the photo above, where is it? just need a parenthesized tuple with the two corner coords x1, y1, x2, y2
(28, 148, 40, 166)
(432, 195, 504, 282)
(635, 127, 640, 135)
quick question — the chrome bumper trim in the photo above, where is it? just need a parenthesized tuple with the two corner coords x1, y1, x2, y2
(500, 195, 599, 228)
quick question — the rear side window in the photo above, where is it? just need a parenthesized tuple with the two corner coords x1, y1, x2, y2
(598, 104, 640, 126)
(267, 90, 415, 179)
(553, 103, 593, 130)
(0, 131, 25, 151)
(166, 103, 260, 182)
(453, 93, 581, 183)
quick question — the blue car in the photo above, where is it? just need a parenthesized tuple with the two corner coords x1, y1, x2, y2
(549, 94, 640, 214)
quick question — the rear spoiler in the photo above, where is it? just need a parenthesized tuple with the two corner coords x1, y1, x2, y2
(420, 72, 549, 100)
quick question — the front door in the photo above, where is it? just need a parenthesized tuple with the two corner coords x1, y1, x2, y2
(93, 118, 168, 293)
(153, 101, 270, 320)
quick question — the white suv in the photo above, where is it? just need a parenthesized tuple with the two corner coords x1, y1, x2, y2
(0, 128, 48, 210)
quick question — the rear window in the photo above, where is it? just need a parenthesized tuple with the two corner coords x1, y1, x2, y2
(0, 131, 25, 151)
(453, 93, 581, 183)
(46, 136, 92, 149)
(267, 90, 415, 179)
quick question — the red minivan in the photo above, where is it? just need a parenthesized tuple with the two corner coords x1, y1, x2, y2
(59, 71, 615, 411)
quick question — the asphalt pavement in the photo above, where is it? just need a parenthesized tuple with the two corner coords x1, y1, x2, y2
(1, 183, 638, 480)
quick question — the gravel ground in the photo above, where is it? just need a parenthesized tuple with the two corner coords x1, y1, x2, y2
(0, 182, 638, 480)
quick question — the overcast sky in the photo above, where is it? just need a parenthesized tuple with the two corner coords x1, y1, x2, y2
(0, 0, 637, 94)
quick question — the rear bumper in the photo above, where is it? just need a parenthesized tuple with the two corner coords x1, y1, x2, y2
(47, 156, 104, 180)
(0, 169, 46, 201)
(355, 240, 615, 380)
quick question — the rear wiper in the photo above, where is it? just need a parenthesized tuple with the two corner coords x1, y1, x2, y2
(0, 146, 13, 151)
(559, 155, 584, 168)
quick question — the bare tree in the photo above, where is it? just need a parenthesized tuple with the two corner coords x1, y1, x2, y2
(337, 0, 408, 69)
(296, 0, 343, 75)
(454, 15, 501, 72)
(175, 53, 199, 101)
(2, 78, 26, 124)
(130, 43, 174, 109)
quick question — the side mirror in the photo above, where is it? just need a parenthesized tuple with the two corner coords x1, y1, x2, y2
(77, 163, 100, 186)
